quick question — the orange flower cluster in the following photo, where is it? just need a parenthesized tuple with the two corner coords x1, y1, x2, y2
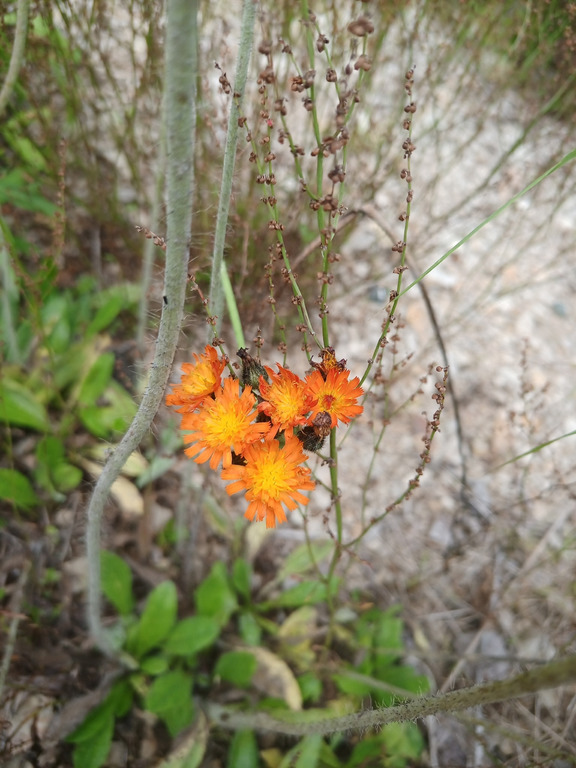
(166, 346, 364, 528)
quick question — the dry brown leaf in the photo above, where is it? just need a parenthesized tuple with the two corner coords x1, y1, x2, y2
(76, 457, 144, 518)
(244, 646, 302, 711)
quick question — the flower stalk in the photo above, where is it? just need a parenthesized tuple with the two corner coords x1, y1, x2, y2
(85, 0, 198, 654)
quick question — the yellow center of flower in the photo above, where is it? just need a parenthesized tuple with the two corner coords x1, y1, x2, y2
(246, 452, 291, 499)
(203, 401, 250, 446)
(271, 387, 303, 420)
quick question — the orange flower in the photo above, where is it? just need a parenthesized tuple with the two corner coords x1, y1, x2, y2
(304, 367, 364, 428)
(221, 437, 315, 528)
(166, 346, 226, 413)
(258, 365, 315, 438)
(181, 378, 270, 470)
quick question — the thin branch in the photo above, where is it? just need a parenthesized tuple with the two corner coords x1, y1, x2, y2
(0, 560, 30, 701)
(85, 0, 198, 654)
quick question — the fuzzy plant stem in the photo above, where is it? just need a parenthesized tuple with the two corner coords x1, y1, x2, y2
(85, 0, 198, 654)
(137, 130, 166, 356)
(0, 0, 31, 119)
(206, 655, 576, 736)
(207, 0, 256, 342)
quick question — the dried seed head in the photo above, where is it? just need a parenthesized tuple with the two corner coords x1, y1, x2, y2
(347, 16, 375, 36)
(328, 165, 346, 183)
(218, 71, 231, 94)
(354, 54, 372, 71)
(258, 66, 275, 84)
(303, 69, 316, 88)
(316, 33, 329, 52)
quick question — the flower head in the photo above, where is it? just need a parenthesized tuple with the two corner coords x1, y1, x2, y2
(181, 377, 270, 470)
(221, 437, 315, 528)
(305, 367, 364, 428)
(166, 345, 226, 413)
(258, 365, 315, 438)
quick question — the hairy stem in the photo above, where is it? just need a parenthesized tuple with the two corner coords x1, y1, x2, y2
(85, 0, 198, 654)
(137, 131, 166, 356)
(0, 0, 31, 119)
(208, 0, 256, 339)
(206, 655, 576, 736)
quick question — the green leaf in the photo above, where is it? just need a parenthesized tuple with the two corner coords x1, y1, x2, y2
(373, 609, 403, 667)
(35, 436, 82, 495)
(71, 716, 113, 768)
(100, 551, 134, 616)
(372, 665, 429, 707)
(238, 612, 261, 646)
(495, 428, 576, 469)
(108, 679, 133, 718)
(400, 148, 576, 297)
(135, 456, 175, 488)
(7, 135, 47, 172)
(144, 670, 194, 737)
(279, 735, 339, 768)
(347, 737, 382, 767)
(78, 379, 137, 438)
(140, 655, 169, 675)
(379, 722, 424, 768)
(277, 540, 333, 581)
(51, 342, 87, 392)
(51, 460, 83, 492)
(227, 730, 259, 768)
(215, 651, 257, 688)
(128, 580, 177, 659)
(67, 679, 132, 760)
(0, 169, 57, 215)
(262, 580, 326, 609)
(78, 352, 115, 406)
(165, 615, 220, 656)
(297, 672, 322, 703)
(0, 379, 49, 431)
(332, 672, 371, 698)
(85, 294, 125, 338)
(292, 734, 323, 768)
(195, 562, 238, 626)
(67, 702, 113, 745)
(0, 468, 39, 511)
(231, 558, 251, 600)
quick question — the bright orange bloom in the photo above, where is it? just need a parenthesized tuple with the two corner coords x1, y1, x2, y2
(258, 365, 316, 438)
(304, 367, 364, 428)
(166, 346, 226, 413)
(221, 437, 315, 528)
(181, 378, 270, 470)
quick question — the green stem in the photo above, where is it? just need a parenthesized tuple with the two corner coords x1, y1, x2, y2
(85, 0, 198, 654)
(208, 0, 256, 338)
(0, 0, 31, 119)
